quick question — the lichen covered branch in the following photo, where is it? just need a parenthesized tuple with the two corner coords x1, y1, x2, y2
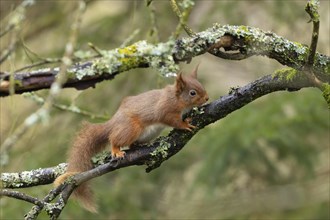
(1, 163, 67, 188)
(1, 24, 329, 97)
(1, 71, 316, 186)
(175, 24, 329, 82)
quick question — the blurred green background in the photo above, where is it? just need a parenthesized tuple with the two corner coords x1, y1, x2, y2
(0, 0, 329, 219)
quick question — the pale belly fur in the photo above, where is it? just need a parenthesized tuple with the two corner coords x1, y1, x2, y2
(137, 123, 166, 143)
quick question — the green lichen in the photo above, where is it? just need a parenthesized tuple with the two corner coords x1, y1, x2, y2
(237, 25, 249, 38)
(1, 173, 22, 188)
(293, 42, 308, 62)
(92, 151, 109, 165)
(317, 56, 330, 76)
(272, 68, 298, 82)
(305, 0, 320, 22)
(150, 140, 171, 159)
(228, 86, 241, 95)
(134, 40, 179, 77)
(178, 0, 195, 9)
(74, 65, 96, 80)
(14, 79, 23, 87)
(44, 196, 65, 215)
(54, 163, 67, 175)
(92, 53, 121, 74)
(66, 69, 77, 79)
(20, 170, 42, 185)
(321, 83, 330, 108)
(85, 41, 179, 78)
(0, 171, 38, 188)
(193, 106, 205, 115)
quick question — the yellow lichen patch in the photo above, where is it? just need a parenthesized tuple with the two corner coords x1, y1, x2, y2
(118, 44, 137, 55)
(117, 44, 142, 71)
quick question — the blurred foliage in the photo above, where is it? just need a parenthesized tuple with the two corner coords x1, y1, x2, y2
(0, 0, 329, 219)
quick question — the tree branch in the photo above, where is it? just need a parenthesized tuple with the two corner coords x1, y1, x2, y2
(1, 70, 316, 188)
(0, 68, 318, 218)
(0, 189, 44, 207)
(0, 24, 328, 97)
(0, 1, 327, 218)
(170, 0, 195, 38)
(305, 0, 320, 67)
(303, 0, 323, 88)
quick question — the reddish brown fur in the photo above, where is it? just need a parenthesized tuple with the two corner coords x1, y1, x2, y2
(54, 66, 209, 212)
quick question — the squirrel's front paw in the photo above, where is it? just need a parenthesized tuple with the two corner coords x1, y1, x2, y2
(184, 118, 196, 132)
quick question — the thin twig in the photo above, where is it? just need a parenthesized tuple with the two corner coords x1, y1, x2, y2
(304, 0, 322, 88)
(15, 42, 63, 72)
(14, 59, 62, 73)
(146, 0, 160, 43)
(0, 189, 44, 207)
(120, 29, 141, 48)
(0, 24, 15, 38)
(23, 92, 109, 120)
(25, 184, 67, 220)
(0, 40, 17, 64)
(22, 2, 87, 218)
(170, 0, 195, 38)
(305, 0, 320, 66)
(88, 42, 103, 57)
(0, 0, 34, 38)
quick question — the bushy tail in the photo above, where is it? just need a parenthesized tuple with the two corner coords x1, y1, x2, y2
(54, 121, 111, 212)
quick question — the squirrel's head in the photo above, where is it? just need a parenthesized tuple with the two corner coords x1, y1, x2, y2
(175, 64, 209, 108)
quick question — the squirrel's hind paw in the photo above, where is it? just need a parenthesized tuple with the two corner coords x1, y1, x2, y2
(111, 150, 126, 159)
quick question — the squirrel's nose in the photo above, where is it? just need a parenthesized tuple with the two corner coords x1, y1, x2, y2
(205, 95, 209, 102)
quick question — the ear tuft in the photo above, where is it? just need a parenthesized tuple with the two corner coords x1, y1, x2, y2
(175, 72, 185, 95)
(191, 63, 200, 79)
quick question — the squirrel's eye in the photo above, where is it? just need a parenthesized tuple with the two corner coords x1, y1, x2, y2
(189, 89, 197, 97)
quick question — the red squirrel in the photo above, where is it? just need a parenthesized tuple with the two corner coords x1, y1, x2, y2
(54, 65, 209, 212)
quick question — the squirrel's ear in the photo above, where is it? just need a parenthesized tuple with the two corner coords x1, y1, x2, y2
(175, 72, 185, 94)
(191, 63, 200, 79)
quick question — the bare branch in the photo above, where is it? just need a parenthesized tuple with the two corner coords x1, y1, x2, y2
(170, 0, 196, 38)
(146, 0, 159, 43)
(0, 40, 17, 64)
(0, 24, 15, 38)
(0, 189, 44, 207)
(23, 93, 109, 120)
